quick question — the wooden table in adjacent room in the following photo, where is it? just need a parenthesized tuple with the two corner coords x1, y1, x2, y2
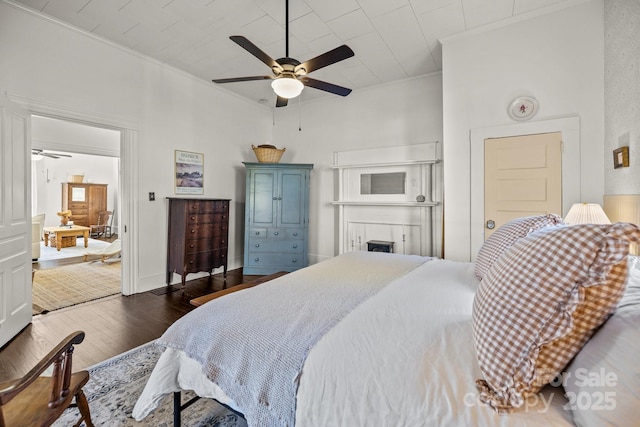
(43, 225, 91, 251)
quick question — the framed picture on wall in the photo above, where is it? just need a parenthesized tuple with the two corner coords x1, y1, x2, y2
(613, 146, 629, 169)
(175, 150, 204, 194)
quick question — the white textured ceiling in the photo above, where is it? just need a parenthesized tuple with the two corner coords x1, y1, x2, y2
(12, 0, 570, 106)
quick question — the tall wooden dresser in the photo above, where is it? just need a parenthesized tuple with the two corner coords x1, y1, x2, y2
(243, 162, 313, 275)
(61, 182, 108, 227)
(166, 198, 230, 290)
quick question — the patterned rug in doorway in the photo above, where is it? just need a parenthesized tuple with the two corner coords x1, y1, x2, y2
(53, 341, 247, 427)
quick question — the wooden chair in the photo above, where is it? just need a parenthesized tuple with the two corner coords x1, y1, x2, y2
(89, 210, 112, 238)
(0, 331, 94, 427)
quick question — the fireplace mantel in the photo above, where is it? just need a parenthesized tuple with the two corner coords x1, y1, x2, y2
(332, 143, 440, 256)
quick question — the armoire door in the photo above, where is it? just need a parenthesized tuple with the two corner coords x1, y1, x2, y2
(278, 169, 307, 227)
(247, 169, 277, 228)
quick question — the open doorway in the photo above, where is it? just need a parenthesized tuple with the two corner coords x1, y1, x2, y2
(31, 116, 122, 315)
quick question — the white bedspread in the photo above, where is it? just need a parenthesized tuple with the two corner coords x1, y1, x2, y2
(133, 255, 574, 426)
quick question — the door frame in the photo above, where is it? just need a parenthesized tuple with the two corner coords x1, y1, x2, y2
(7, 93, 139, 295)
(469, 116, 581, 261)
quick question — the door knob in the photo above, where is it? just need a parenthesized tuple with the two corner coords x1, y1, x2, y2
(486, 220, 496, 230)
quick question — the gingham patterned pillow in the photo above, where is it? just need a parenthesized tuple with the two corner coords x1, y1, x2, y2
(472, 222, 640, 413)
(474, 214, 563, 280)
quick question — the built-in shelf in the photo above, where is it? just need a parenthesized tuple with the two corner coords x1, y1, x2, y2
(331, 159, 439, 170)
(332, 201, 439, 207)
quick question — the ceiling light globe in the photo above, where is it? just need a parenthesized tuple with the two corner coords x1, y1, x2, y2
(271, 77, 304, 99)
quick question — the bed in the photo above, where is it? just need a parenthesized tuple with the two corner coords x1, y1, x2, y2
(132, 217, 640, 427)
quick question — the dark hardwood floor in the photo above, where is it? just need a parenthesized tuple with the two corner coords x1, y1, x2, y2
(1, 242, 259, 382)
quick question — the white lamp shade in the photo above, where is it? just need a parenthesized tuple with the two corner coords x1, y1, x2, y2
(564, 203, 611, 225)
(271, 76, 304, 99)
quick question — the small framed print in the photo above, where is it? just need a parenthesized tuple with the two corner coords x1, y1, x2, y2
(175, 150, 204, 194)
(613, 146, 629, 169)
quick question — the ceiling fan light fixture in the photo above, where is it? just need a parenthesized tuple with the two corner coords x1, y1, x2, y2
(271, 76, 304, 99)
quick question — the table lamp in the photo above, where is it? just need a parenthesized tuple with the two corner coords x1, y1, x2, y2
(563, 203, 611, 225)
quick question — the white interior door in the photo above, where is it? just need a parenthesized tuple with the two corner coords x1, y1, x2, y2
(484, 132, 562, 239)
(0, 96, 32, 348)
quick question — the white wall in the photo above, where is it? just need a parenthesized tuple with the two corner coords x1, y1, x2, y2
(272, 74, 443, 262)
(0, 1, 272, 292)
(604, 0, 640, 194)
(441, 0, 605, 261)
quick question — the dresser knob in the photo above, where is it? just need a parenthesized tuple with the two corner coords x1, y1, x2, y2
(189, 244, 194, 248)
(190, 229, 196, 233)
(191, 216, 196, 220)
(274, 232, 279, 236)
(293, 245, 297, 249)
(292, 258, 297, 263)
(189, 260, 194, 264)
(293, 232, 298, 236)
(255, 244, 260, 248)
(255, 231, 260, 235)
(255, 258, 259, 262)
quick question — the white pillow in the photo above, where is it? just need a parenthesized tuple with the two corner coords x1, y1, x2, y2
(563, 263, 640, 427)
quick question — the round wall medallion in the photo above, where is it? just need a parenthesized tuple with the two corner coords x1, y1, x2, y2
(508, 96, 538, 121)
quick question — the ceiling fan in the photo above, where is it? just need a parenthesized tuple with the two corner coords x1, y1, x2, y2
(212, 0, 354, 107)
(31, 149, 72, 159)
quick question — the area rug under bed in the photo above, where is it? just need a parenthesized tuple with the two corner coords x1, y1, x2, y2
(53, 340, 247, 426)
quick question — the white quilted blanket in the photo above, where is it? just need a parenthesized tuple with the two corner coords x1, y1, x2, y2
(154, 251, 428, 426)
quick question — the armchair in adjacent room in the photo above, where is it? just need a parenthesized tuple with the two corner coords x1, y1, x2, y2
(31, 222, 40, 261)
(90, 210, 112, 238)
(32, 213, 45, 240)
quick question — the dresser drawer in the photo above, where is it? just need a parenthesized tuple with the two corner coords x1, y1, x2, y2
(185, 236, 228, 254)
(70, 208, 88, 216)
(249, 239, 303, 253)
(249, 228, 268, 238)
(246, 253, 303, 268)
(187, 213, 228, 225)
(184, 249, 227, 272)
(187, 201, 229, 214)
(186, 223, 229, 238)
(267, 228, 303, 239)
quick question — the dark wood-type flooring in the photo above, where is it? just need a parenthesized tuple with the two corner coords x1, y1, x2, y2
(0, 238, 261, 382)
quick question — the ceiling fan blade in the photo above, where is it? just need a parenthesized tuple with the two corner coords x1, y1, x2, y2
(275, 96, 288, 108)
(32, 149, 72, 159)
(212, 75, 274, 84)
(300, 77, 352, 96)
(295, 45, 354, 75)
(229, 36, 281, 71)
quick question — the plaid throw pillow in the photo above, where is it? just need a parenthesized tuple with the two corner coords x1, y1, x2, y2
(472, 222, 640, 413)
(474, 214, 563, 280)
